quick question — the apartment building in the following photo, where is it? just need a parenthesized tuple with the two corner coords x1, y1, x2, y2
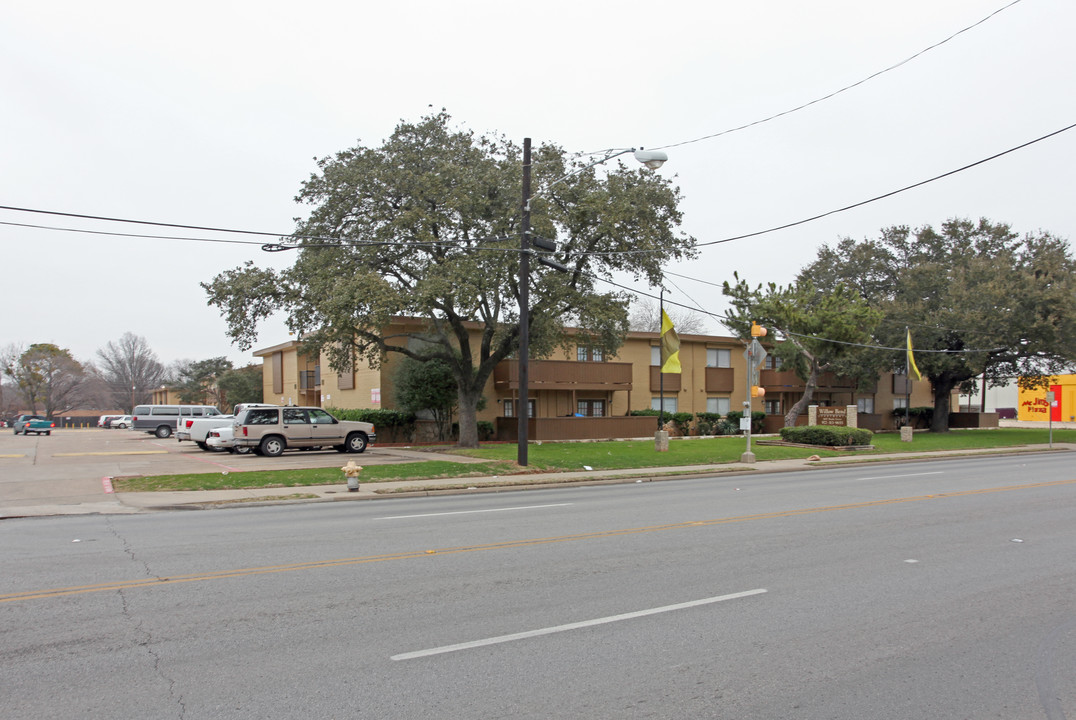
(252, 317, 936, 441)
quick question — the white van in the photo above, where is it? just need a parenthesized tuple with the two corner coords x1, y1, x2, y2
(131, 405, 223, 438)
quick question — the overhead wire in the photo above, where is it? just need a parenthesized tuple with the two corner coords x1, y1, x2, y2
(651, 0, 1025, 151)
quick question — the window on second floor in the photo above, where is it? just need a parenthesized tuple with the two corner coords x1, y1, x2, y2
(857, 398, 875, 414)
(706, 348, 731, 368)
(577, 346, 604, 362)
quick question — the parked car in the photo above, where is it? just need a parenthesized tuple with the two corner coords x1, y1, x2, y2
(109, 415, 133, 429)
(177, 404, 276, 450)
(98, 414, 125, 428)
(131, 405, 223, 438)
(232, 406, 375, 457)
(14, 415, 55, 435)
(206, 426, 252, 454)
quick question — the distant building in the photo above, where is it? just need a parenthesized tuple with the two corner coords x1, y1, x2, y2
(1018, 375, 1076, 423)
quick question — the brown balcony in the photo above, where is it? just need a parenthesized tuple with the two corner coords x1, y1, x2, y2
(760, 369, 857, 392)
(649, 366, 681, 392)
(705, 366, 735, 393)
(494, 359, 633, 391)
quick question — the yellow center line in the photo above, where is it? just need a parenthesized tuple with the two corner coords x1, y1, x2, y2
(4, 477, 1074, 604)
(52, 451, 169, 457)
(0, 454, 26, 458)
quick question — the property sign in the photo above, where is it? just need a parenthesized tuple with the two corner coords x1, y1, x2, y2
(816, 407, 849, 426)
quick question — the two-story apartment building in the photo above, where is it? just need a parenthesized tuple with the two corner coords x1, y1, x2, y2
(251, 317, 935, 440)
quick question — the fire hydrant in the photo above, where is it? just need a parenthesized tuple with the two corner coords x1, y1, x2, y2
(341, 460, 363, 492)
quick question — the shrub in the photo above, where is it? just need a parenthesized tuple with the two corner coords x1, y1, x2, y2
(631, 409, 692, 435)
(779, 425, 873, 446)
(694, 412, 723, 436)
(326, 407, 416, 443)
(477, 421, 495, 442)
(726, 410, 766, 434)
(892, 406, 933, 428)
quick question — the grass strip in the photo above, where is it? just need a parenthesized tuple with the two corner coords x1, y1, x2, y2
(113, 428, 1074, 493)
(112, 460, 512, 493)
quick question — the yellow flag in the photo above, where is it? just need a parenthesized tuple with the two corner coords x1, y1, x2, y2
(660, 309, 681, 374)
(906, 328, 922, 381)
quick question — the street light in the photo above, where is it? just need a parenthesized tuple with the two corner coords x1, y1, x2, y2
(517, 139, 669, 466)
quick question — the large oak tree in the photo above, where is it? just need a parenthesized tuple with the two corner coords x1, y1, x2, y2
(204, 113, 695, 447)
(800, 218, 1076, 431)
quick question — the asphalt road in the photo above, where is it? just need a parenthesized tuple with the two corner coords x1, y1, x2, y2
(3, 452, 1074, 718)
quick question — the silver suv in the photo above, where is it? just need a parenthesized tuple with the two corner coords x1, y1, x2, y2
(232, 406, 375, 457)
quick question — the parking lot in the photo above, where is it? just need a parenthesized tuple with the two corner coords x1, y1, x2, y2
(0, 428, 458, 515)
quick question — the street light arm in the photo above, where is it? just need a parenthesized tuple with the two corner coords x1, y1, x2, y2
(531, 146, 666, 204)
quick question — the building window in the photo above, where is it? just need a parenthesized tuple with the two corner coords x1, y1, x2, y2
(650, 346, 660, 366)
(857, 398, 875, 414)
(504, 399, 535, 418)
(577, 400, 605, 417)
(894, 397, 908, 410)
(764, 355, 777, 370)
(651, 397, 678, 413)
(764, 399, 781, 415)
(706, 397, 731, 415)
(577, 347, 604, 362)
(706, 348, 731, 368)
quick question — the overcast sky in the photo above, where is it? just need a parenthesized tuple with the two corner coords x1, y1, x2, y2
(3, 0, 1074, 369)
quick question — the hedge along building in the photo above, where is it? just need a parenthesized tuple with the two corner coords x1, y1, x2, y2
(250, 317, 935, 441)
(1017, 374, 1076, 423)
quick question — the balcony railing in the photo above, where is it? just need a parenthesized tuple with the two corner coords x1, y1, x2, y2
(494, 360, 633, 391)
(760, 370, 857, 392)
(649, 366, 681, 392)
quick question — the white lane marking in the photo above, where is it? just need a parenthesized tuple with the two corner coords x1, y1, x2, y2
(377, 503, 573, 520)
(857, 471, 944, 481)
(391, 588, 767, 661)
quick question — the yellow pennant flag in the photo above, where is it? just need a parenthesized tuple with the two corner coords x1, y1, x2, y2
(660, 309, 681, 374)
(906, 328, 922, 381)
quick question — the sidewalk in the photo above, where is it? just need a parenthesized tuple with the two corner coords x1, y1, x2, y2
(109, 442, 1073, 514)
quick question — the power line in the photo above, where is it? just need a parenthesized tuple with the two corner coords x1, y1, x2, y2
(693, 120, 1076, 248)
(652, 0, 1025, 151)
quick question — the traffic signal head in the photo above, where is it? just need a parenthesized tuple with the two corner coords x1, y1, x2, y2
(751, 385, 765, 398)
(751, 321, 767, 338)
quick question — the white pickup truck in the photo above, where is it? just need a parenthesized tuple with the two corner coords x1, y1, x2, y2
(176, 415, 235, 450)
(177, 404, 276, 451)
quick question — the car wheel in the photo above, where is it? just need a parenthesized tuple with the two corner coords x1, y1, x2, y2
(196, 441, 212, 451)
(155, 425, 172, 439)
(45, 431, 51, 436)
(234, 445, 252, 455)
(259, 436, 285, 457)
(345, 432, 368, 454)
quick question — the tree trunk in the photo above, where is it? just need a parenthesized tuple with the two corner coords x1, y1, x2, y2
(456, 385, 482, 448)
(930, 380, 955, 432)
(784, 362, 820, 427)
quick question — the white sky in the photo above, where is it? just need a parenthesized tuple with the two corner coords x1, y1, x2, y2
(3, 0, 1074, 368)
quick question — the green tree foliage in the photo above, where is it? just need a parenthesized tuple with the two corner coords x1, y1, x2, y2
(2, 343, 87, 418)
(801, 218, 1076, 431)
(723, 274, 882, 426)
(174, 357, 233, 407)
(217, 364, 263, 409)
(393, 356, 459, 441)
(203, 112, 695, 447)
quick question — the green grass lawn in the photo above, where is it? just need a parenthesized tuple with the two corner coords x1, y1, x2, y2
(112, 428, 1074, 493)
